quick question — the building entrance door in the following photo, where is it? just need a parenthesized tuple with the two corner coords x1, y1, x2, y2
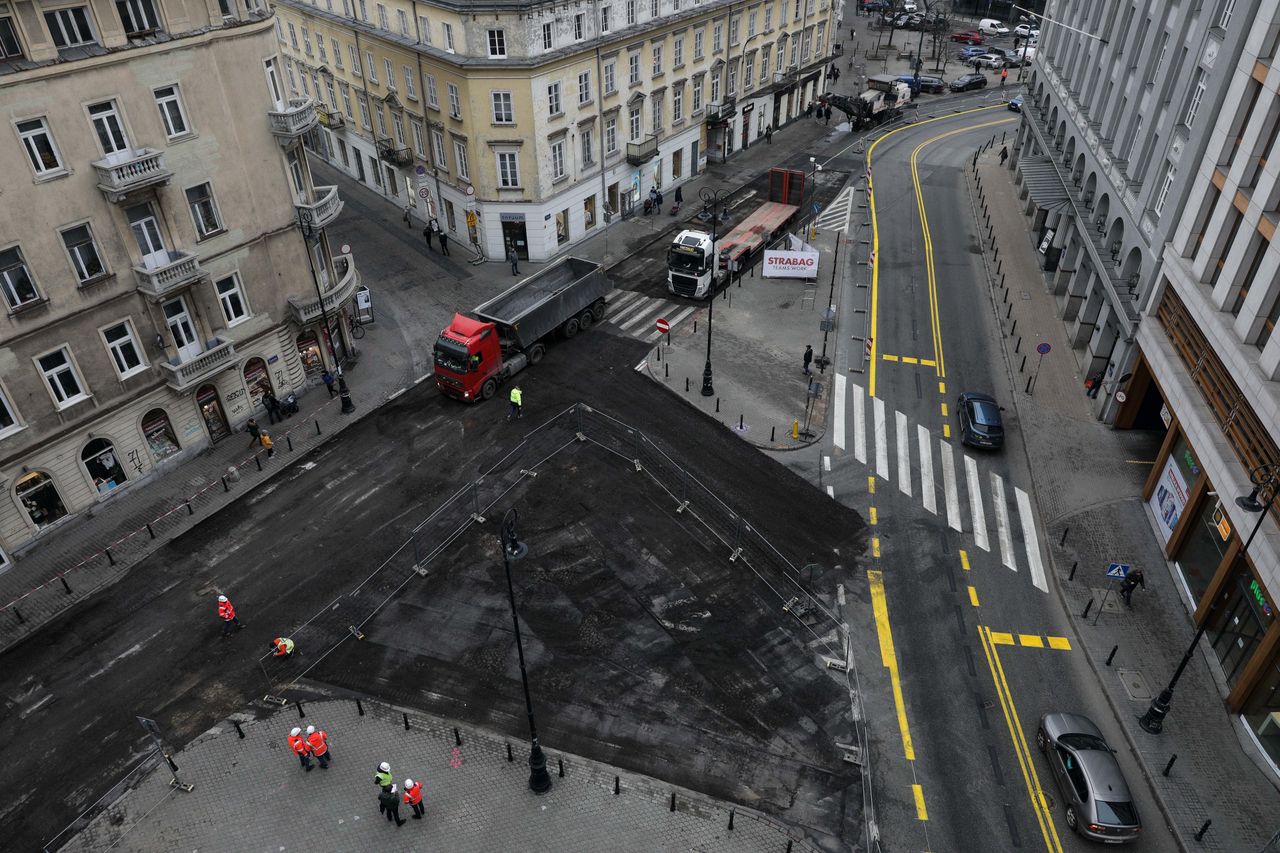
(163, 297, 201, 361)
(501, 215, 529, 259)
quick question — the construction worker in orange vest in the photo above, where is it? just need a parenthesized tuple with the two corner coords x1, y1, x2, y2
(217, 594, 243, 637)
(272, 636, 295, 657)
(288, 726, 312, 771)
(403, 778, 425, 819)
(305, 724, 331, 769)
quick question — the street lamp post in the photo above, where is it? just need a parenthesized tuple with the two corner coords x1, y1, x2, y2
(699, 188, 730, 397)
(1138, 463, 1280, 734)
(500, 509, 553, 794)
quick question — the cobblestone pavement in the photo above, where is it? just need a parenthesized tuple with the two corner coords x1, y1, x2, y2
(974, 150, 1280, 852)
(64, 700, 816, 853)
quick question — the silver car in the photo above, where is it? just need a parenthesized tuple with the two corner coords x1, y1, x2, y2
(1036, 713, 1142, 843)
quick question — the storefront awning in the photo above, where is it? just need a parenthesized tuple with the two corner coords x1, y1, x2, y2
(1019, 157, 1074, 213)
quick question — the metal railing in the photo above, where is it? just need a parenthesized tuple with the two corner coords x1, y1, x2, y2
(92, 148, 172, 202)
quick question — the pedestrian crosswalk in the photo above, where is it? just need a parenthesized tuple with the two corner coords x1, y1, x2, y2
(604, 288, 699, 344)
(832, 374, 1050, 593)
(813, 184, 857, 233)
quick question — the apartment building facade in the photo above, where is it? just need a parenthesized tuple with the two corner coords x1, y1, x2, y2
(1017, 0, 1280, 772)
(0, 0, 357, 563)
(274, 0, 838, 262)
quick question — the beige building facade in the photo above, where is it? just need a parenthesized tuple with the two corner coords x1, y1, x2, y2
(0, 0, 358, 563)
(275, 0, 838, 261)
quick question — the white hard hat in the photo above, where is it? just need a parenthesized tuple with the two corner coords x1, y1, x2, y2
(404, 778, 414, 788)
(379, 762, 390, 772)
(290, 727, 301, 737)
(305, 725, 315, 735)
(217, 594, 228, 602)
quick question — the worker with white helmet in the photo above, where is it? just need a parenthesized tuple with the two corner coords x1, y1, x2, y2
(216, 594, 243, 637)
(305, 724, 331, 769)
(374, 761, 393, 789)
(403, 777, 425, 819)
(286, 726, 311, 771)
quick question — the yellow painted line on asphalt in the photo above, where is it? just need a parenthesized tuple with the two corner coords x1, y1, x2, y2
(872, 537, 881, 558)
(869, 570, 916, 760)
(979, 626, 1064, 853)
(920, 359, 937, 367)
(912, 783, 929, 820)
(1047, 636, 1072, 651)
(989, 631, 1015, 645)
(1018, 634, 1044, 648)
(968, 586, 980, 607)
(866, 104, 1009, 398)
(943, 423, 951, 439)
(868, 476, 876, 494)
(940, 403, 949, 417)
(901, 356, 918, 364)
(938, 381, 946, 395)
(869, 507, 878, 525)
(960, 549, 971, 571)
(882, 353, 901, 362)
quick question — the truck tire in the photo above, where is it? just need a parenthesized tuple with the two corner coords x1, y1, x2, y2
(562, 317, 580, 338)
(481, 378, 497, 400)
(528, 343, 545, 365)
(578, 309, 594, 330)
(592, 298, 606, 321)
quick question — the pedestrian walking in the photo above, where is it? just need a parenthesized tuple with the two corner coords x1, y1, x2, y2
(765, 124, 773, 144)
(1000, 67, 1008, 87)
(217, 594, 243, 637)
(288, 727, 313, 772)
(305, 725, 331, 769)
(675, 185, 684, 206)
(379, 784, 406, 826)
(1120, 569, 1146, 609)
(1013, 36, 1021, 51)
(507, 385, 523, 421)
(262, 391, 282, 424)
(422, 225, 435, 251)
(999, 145, 1009, 166)
(260, 431, 275, 458)
(429, 217, 442, 246)
(403, 778, 425, 819)
(803, 345, 814, 376)
(438, 232, 450, 256)
(322, 370, 336, 398)
(244, 416, 261, 448)
(507, 244, 520, 276)
(272, 636, 296, 657)
(375, 762, 394, 789)
(402, 206, 412, 228)
(824, 106, 832, 125)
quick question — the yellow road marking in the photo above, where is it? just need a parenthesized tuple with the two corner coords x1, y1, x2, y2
(1018, 634, 1045, 648)
(912, 783, 929, 820)
(869, 507, 878, 525)
(868, 570, 915, 760)
(968, 586, 980, 607)
(901, 356, 918, 364)
(940, 403, 949, 417)
(960, 550, 971, 571)
(979, 627, 1064, 853)
(872, 537, 881, 558)
(1047, 636, 1072, 650)
(882, 353, 900, 362)
(920, 359, 937, 367)
(943, 424, 951, 439)
(938, 381, 946, 394)
(989, 632, 1015, 645)
(868, 476, 876, 494)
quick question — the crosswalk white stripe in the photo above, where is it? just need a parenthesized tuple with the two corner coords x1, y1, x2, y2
(608, 290, 644, 312)
(873, 397, 889, 480)
(918, 425, 936, 515)
(666, 305, 697, 328)
(991, 472, 1016, 572)
(852, 382, 866, 464)
(643, 305, 697, 343)
(1015, 487, 1049, 593)
(833, 374, 847, 451)
(619, 301, 667, 331)
(606, 288, 623, 300)
(826, 485, 835, 498)
(895, 410, 911, 496)
(607, 293, 649, 323)
(964, 455, 989, 551)
(940, 440, 961, 531)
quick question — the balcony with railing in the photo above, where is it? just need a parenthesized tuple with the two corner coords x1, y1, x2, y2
(268, 97, 319, 141)
(317, 104, 345, 129)
(376, 138, 414, 168)
(705, 99, 737, 124)
(295, 185, 344, 230)
(93, 148, 173, 203)
(288, 251, 361, 325)
(159, 338, 237, 391)
(134, 250, 208, 300)
(625, 135, 659, 166)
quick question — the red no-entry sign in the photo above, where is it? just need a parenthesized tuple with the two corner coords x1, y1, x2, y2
(655, 317, 670, 334)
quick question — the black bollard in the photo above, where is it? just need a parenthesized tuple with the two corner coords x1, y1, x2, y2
(1195, 820, 1211, 841)
(1060, 526, 1070, 546)
(508, 743, 514, 762)
(558, 758, 565, 778)
(685, 377, 690, 392)
(403, 713, 410, 730)
(454, 727, 461, 746)
(614, 775, 620, 795)
(1082, 598, 1094, 618)
(1105, 645, 1117, 666)
(296, 701, 306, 718)
(1025, 375, 1033, 394)
(739, 414, 744, 430)
(771, 426, 776, 442)
(1005, 302, 1013, 319)
(1015, 336, 1022, 354)
(14, 607, 24, 624)
(339, 377, 355, 414)
(670, 792, 676, 812)
(222, 475, 229, 493)
(1020, 355, 1027, 374)
(147, 523, 156, 540)
(994, 246, 999, 263)
(1009, 319, 1017, 338)
(356, 698, 364, 716)
(106, 549, 115, 566)
(234, 721, 246, 739)
(315, 419, 322, 436)
(1069, 561, 1078, 581)
(185, 499, 193, 516)
(287, 436, 294, 452)
(665, 362, 669, 378)
(61, 576, 72, 595)
(787, 841, 793, 853)
(728, 809, 735, 830)
(1162, 754, 1177, 776)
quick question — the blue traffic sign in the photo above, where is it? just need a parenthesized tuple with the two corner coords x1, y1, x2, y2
(1106, 562, 1131, 579)
(1036, 342, 1051, 355)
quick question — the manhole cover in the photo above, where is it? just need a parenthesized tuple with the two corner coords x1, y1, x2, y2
(1118, 669, 1152, 701)
(1021, 291, 1032, 300)
(1090, 587, 1123, 613)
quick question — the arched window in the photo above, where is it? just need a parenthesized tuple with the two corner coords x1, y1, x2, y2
(82, 438, 127, 493)
(15, 471, 67, 528)
(244, 356, 270, 407)
(297, 332, 323, 375)
(142, 408, 181, 460)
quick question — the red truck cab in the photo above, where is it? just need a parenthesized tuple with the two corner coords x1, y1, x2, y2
(434, 313, 502, 401)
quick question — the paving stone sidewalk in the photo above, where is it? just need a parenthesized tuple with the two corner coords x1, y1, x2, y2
(974, 149, 1280, 852)
(61, 699, 818, 853)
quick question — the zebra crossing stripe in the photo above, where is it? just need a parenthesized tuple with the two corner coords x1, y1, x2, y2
(1016, 488, 1049, 593)
(834, 374, 847, 451)
(940, 440, 962, 531)
(895, 410, 911, 496)
(918, 425, 936, 515)
(873, 397, 889, 481)
(852, 382, 866, 464)
(607, 292, 648, 323)
(964, 455, 989, 551)
(991, 472, 1017, 572)
(618, 301, 666, 331)
(643, 305, 696, 342)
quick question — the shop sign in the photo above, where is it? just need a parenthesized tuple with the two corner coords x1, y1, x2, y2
(1249, 579, 1274, 618)
(763, 250, 820, 278)
(1149, 456, 1189, 542)
(499, 213, 526, 223)
(1212, 503, 1231, 541)
(268, 355, 279, 364)
(1159, 403, 1172, 428)
(1038, 228, 1055, 254)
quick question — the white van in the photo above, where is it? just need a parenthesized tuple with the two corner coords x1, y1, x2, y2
(979, 19, 1010, 35)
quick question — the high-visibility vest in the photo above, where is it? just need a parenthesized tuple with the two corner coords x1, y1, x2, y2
(307, 730, 329, 756)
(288, 734, 309, 756)
(375, 770, 393, 788)
(218, 600, 235, 621)
(404, 781, 423, 805)
(273, 637, 294, 656)
(510, 387, 522, 405)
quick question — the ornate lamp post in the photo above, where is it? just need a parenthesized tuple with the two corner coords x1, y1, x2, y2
(500, 509, 553, 793)
(699, 187, 731, 397)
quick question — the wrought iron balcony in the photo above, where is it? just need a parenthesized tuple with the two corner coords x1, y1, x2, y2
(134, 250, 207, 300)
(93, 148, 172, 203)
(317, 105, 345, 129)
(159, 338, 237, 391)
(288, 251, 361, 325)
(376, 138, 414, 168)
(705, 99, 737, 124)
(295, 185, 344, 231)
(268, 97, 319, 141)
(625, 135, 659, 165)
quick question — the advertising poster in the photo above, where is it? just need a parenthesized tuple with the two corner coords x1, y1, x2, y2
(1149, 456, 1190, 542)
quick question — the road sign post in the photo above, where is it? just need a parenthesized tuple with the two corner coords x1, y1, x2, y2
(1028, 342, 1051, 396)
(1094, 563, 1131, 625)
(137, 716, 194, 792)
(655, 316, 670, 344)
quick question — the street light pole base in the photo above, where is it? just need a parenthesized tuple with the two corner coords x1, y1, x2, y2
(528, 743, 553, 794)
(1138, 689, 1171, 734)
(338, 378, 356, 415)
(700, 361, 714, 397)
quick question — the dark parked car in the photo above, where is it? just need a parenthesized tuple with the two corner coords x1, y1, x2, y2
(950, 30, 984, 44)
(956, 391, 1003, 447)
(949, 73, 989, 93)
(1008, 95, 1023, 112)
(1037, 714, 1142, 844)
(958, 45, 988, 60)
(862, 0, 891, 11)
(897, 74, 946, 94)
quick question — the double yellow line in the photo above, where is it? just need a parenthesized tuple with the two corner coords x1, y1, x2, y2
(978, 625, 1064, 853)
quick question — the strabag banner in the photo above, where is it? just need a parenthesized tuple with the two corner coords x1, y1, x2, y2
(763, 250, 820, 278)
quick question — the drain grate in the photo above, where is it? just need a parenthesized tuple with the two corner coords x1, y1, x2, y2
(1118, 669, 1152, 701)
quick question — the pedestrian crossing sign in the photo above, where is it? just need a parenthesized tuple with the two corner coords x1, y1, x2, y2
(1106, 563, 1130, 579)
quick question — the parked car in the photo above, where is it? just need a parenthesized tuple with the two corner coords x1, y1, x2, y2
(956, 391, 1003, 447)
(862, 0, 891, 11)
(973, 53, 1006, 69)
(907, 74, 947, 93)
(1007, 95, 1023, 112)
(902, 0, 918, 10)
(958, 45, 988, 60)
(978, 18, 1011, 36)
(950, 30, 984, 44)
(1013, 23, 1040, 38)
(1036, 714, 1142, 844)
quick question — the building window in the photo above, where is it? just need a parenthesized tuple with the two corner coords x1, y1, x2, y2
(0, 16, 26, 60)
(431, 128, 447, 169)
(548, 81, 563, 115)
(1184, 70, 1206, 128)
(442, 22, 454, 51)
(397, 8, 408, 34)
(301, 27, 311, 56)
(411, 120, 425, 157)
(579, 71, 592, 104)
(448, 83, 461, 118)
(492, 91, 514, 123)
(745, 57, 754, 89)
(341, 85, 353, 118)
(383, 59, 394, 89)
(153, 85, 190, 139)
(0, 385, 19, 437)
(652, 44, 662, 75)
(673, 86, 683, 121)
(356, 92, 371, 129)
(650, 0, 658, 16)
(287, 21, 297, 47)
(496, 150, 520, 187)
(264, 57, 284, 107)
(16, 471, 68, 529)
(711, 71, 720, 104)
(713, 23, 722, 53)
(115, 0, 159, 37)
(316, 32, 328, 62)
(692, 77, 702, 111)
(392, 111, 405, 146)
(102, 321, 145, 378)
(761, 51, 769, 81)
(748, 10, 757, 36)
(454, 140, 470, 180)
(88, 101, 129, 155)
(604, 62, 616, 94)
(674, 37, 683, 66)
(651, 93, 662, 132)
(418, 15, 431, 44)
(551, 139, 566, 179)
(1154, 162, 1175, 215)
(44, 7, 96, 49)
(426, 75, 439, 107)
(375, 105, 387, 136)
(627, 0, 636, 26)
(332, 37, 343, 66)
(729, 17, 739, 45)
(574, 13, 585, 40)
(38, 347, 89, 408)
(581, 128, 593, 165)
(366, 50, 378, 83)
(605, 115, 617, 153)
(488, 29, 506, 58)
(629, 53, 640, 85)
(629, 105, 641, 140)
(694, 29, 703, 59)
(765, 4, 773, 29)
(186, 183, 223, 238)
(215, 274, 248, 324)
(404, 66, 417, 99)
(1257, 290, 1280, 351)
(1217, 0, 1236, 29)
(543, 22, 553, 51)
(600, 6, 611, 32)
(61, 225, 106, 284)
(17, 117, 64, 176)
(349, 44, 361, 75)
(1, 246, 40, 310)
(376, 3, 387, 29)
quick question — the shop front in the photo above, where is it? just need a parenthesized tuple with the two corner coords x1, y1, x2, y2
(500, 213, 529, 260)
(195, 383, 231, 443)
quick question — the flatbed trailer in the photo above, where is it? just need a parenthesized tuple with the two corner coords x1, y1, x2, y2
(716, 201, 801, 271)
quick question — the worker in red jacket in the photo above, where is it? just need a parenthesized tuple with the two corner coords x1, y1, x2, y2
(403, 778, 425, 819)
(305, 725, 331, 769)
(217, 594, 243, 637)
(288, 726, 312, 771)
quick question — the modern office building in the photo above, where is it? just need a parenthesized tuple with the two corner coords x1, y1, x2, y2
(0, 0, 358, 563)
(273, 0, 839, 261)
(1017, 0, 1280, 772)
